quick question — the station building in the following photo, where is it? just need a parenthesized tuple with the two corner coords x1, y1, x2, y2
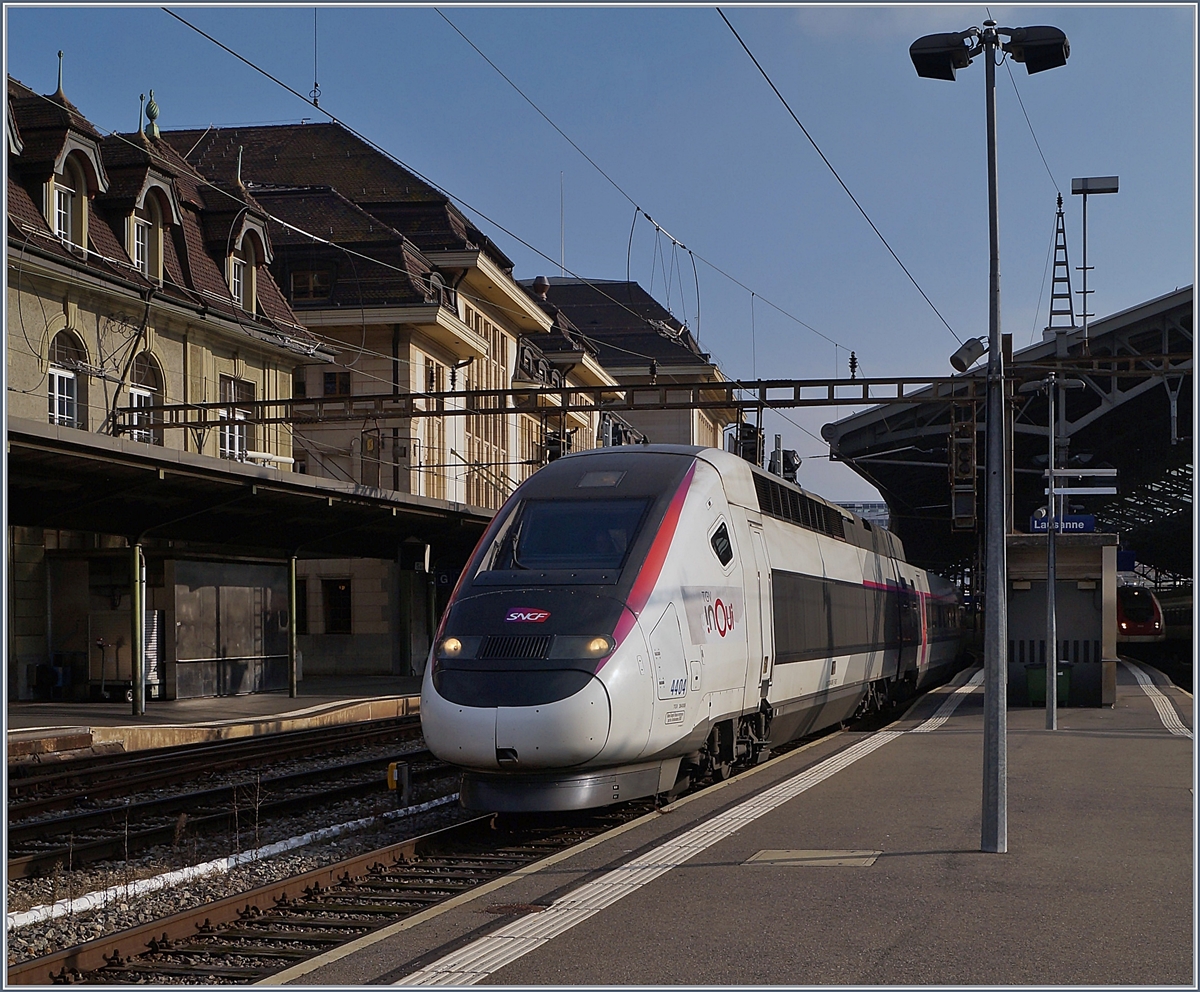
(5, 77, 327, 700)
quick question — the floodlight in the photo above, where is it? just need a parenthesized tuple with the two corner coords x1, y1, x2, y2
(950, 337, 987, 372)
(1002, 26, 1070, 74)
(909, 30, 976, 80)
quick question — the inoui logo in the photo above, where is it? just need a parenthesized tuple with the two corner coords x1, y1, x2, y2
(506, 608, 551, 623)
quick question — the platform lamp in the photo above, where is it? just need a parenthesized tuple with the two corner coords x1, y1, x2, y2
(1020, 374, 1086, 730)
(1071, 177, 1119, 354)
(912, 20, 1069, 854)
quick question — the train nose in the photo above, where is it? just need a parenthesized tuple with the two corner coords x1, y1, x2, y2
(495, 674, 610, 768)
(421, 668, 611, 770)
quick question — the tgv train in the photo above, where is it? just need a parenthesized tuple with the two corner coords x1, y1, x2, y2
(421, 445, 963, 812)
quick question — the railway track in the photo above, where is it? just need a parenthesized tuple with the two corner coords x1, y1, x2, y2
(7, 695, 923, 984)
(8, 747, 448, 879)
(8, 716, 423, 812)
(8, 809, 647, 984)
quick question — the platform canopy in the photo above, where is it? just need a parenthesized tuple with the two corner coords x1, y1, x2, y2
(822, 287, 1192, 579)
(6, 417, 492, 562)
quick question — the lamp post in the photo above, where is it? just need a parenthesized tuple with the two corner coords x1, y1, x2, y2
(1071, 176, 1119, 354)
(911, 20, 1069, 854)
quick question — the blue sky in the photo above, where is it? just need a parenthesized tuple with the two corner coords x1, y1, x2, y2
(5, 4, 1195, 499)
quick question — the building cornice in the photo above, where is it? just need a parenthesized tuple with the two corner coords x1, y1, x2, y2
(291, 303, 489, 360)
(426, 249, 553, 334)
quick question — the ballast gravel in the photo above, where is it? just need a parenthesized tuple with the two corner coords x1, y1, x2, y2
(7, 777, 467, 966)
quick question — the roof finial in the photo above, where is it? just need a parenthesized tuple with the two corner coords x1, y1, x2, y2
(144, 89, 159, 139)
(139, 93, 145, 135)
(56, 50, 64, 96)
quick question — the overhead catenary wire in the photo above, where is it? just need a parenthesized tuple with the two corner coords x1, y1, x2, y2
(434, 6, 856, 362)
(717, 7, 962, 347)
(1003, 56, 1060, 195)
(160, 7, 687, 364)
(1030, 212, 1059, 345)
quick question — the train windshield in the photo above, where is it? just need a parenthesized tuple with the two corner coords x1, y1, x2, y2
(1119, 587, 1156, 622)
(476, 498, 652, 574)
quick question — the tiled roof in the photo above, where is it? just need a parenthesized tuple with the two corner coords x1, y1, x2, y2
(7, 77, 104, 173)
(254, 186, 437, 310)
(255, 185, 406, 245)
(7, 76, 311, 347)
(160, 122, 515, 270)
(522, 278, 713, 370)
(7, 97, 23, 153)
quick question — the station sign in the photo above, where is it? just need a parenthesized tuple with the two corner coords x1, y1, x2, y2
(1029, 515, 1096, 533)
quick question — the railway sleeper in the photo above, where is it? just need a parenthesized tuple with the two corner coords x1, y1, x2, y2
(150, 942, 320, 958)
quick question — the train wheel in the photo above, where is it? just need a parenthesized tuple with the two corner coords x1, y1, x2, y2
(712, 761, 732, 782)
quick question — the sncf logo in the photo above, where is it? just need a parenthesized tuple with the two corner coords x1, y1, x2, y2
(506, 608, 551, 623)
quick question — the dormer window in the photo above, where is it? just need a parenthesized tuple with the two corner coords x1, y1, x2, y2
(229, 238, 258, 312)
(54, 179, 74, 241)
(133, 220, 149, 274)
(291, 270, 332, 301)
(51, 156, 88, 252)
(231, 258, 245, 307)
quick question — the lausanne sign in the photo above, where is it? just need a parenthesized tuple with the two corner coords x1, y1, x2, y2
(1029, 515, 1096, 533)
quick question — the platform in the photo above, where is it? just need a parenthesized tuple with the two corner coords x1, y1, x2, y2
(6, 675, 422, 758)
(265, 660, 1193, 987)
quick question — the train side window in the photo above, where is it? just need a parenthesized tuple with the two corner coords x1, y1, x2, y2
(709, 520, 734, 566)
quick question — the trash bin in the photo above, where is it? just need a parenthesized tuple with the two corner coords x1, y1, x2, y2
(1026, 664, 1071, 706)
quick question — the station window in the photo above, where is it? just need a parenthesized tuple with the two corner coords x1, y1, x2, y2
(54, 179, 74, 242)
(218, 375, 255, 460)
(133, 220, 149, 274)
(129, 352, 163, 445)
(291, 270, 332, 300)
(229, 238, 258, 312)
(322, 579, 352, 634)
(128, 194, 165, 283)
(48, 331, 88, 428)
(230, 258, 245, 307)
(324, 370, 352, 396)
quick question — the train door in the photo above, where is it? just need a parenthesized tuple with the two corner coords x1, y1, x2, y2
(749, 523, 774, 699)
(650, 604, 688, 704)
(897, 576, 920, 677)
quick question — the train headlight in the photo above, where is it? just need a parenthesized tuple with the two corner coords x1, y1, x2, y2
(439, 637, 463, 657)
(549, 635, 615, 660)
(1119, 622, 1128, 631)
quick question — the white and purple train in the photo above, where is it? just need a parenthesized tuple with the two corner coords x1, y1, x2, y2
(422, 445, 963, 811)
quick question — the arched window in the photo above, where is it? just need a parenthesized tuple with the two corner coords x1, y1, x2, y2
(229, 236, 258, 312)
(48, 331, 88, 428)
(129, 352, 163, 445)
(130, 193, 164, 282)
(53, 156, 87, 251)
